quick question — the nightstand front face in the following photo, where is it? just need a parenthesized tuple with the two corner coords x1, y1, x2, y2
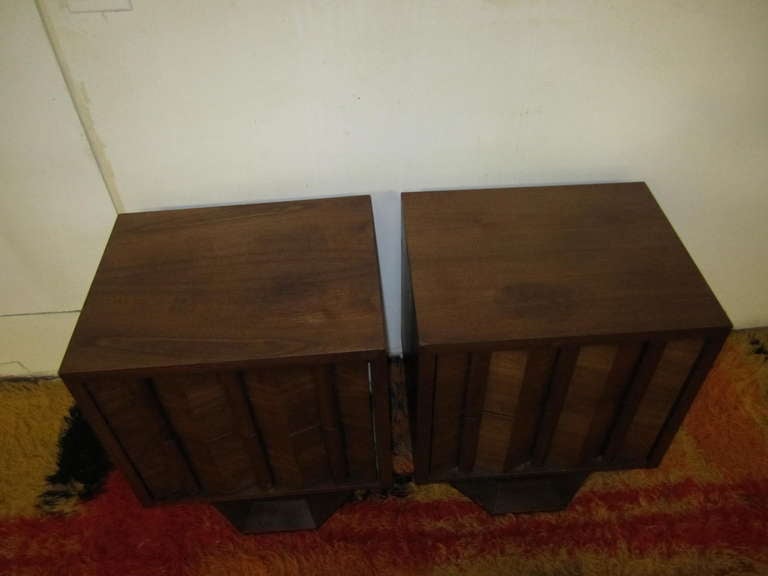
(67, 358, 388, 503)
(60, 196, 391, 509)
(412, 334, 726, 483)
(402, 184, 731, 484)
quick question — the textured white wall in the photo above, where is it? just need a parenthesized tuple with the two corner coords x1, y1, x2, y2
(0, 1, 114, 375)
(0, 1, 114, 315)
(3, 1, 767, 373)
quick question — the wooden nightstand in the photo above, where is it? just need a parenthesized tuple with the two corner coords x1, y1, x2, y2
(60, 195, 391, 533)
(402, 183, 730, 514)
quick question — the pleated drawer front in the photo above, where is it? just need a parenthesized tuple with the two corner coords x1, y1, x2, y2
(82, 361, 379, 502)
(419, 336, 718, 481)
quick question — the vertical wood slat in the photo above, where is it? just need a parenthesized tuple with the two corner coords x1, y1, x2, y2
(430, 353, 470, 474)
(604, 342, 666, 462)
(154, 373, 266, 495)
(414, 350, 436, 483)
(546, 345, 618, 467)
(221, 372, 273, 489)
(532, 346, 579, 466)
(618, 338, 705, 462)
(245, 370, 302, 488)
(372, 355, 394, 487)
(286, 367, 332, 487)
(648, 333, 728, 466)
(335, 362, 377, 482)
(315, 366, 347, 482)
(579, 342, 644, 462)
(315, 366, 348, 483)
(244, 367, 330, 489)
(86, 378, 198, 500)
(475, 350, 528, 472)
(63, 380, 153, 505)
(505, 348, 558, 470)
(459, 352, 491, 472)
(292, 426, 331, 487)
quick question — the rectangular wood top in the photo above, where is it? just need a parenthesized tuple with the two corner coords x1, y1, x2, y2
(61, 195, 387, 377)
(403, 183, 730, 348)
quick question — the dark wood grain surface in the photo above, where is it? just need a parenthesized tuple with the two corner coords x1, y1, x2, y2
(403, 183, 731, 514)
(61, 195, 386, 377)
(60, 196, 390, 531)
(402, 183, 730, 348)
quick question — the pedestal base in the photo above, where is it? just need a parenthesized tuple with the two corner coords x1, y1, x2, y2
(214, 491, 350, 533)
(451, 473, 588, 515)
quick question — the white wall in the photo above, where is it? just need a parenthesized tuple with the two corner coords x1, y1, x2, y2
(2, 1, 767, 373)
(0, 1, 115, 376)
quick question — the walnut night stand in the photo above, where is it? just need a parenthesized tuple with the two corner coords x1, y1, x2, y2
(59, 195, 391, 533)
(402, 183, 730, 514)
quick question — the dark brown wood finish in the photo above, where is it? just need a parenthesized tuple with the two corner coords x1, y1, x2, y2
(60, 196, 390, 533)
(222, 373, 273, 489)
(452, 472, 589, 515)
(618, 338, 704, 462)
(458, 352, 490, 472)
(154, 372, 269, 494)
(474, 350, 528, 472)
(603, 342, 666, 463)
(413, 351, 436, 483)
(65, 380, 153, 505)
(87, 377, 199, 500)
(648, 332, 729, 465)
(60, 196, 386, 377)
(531, 346, 579, 466)
(430, 353, 469, 473)
(403, 183, 729, 349)
(548, 344, 617, 466)
(372, 354, 394, 487)
(402, 183, 731, 515)
(213, 491, 350, 534)
(335, 362, 378, 482)
(315, 366, 348, 483)
(579, 343, 643, 462)
(504, 348, 558, 470)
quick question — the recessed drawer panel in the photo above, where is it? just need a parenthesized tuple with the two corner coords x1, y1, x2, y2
(335, 362, 378, 482)
(547, 345, 617, 467)
(619, 338, 704, 462)
(475, 350, 526, 472)
(154, 372, 270, 495)
(86, 378, 198, 500)
(245, 361, 379, 489)
(475, 349, 556, 472)
(430, 354, 470, 473)
(245, 366, 331, 489)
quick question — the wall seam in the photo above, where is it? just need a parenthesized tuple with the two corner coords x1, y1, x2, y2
(34, 0, 125, 214)
(0, 309, 80, 319)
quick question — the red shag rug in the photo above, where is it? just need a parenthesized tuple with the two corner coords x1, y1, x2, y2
(1, 330, 767, 575)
